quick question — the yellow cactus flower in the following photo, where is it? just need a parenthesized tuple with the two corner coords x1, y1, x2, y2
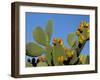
(83, 21, 89, 28)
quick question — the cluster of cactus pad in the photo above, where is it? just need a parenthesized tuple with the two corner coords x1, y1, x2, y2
(26, 20, 89, 67)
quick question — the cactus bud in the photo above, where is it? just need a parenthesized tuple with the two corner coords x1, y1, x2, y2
(79, 36, 83, 44)
(80, 35, 85, 41)
(58, 38, 63, 45)
(76, 31, 81, 36)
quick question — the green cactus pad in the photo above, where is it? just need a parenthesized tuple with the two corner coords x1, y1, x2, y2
(82, 28, 89, 40)
(45, 20, 53, 43)
(45, 45, 53, 66)
(33, 27, 49, 46)
(26, 42, 44, 57)
(53, 44, 66, 66)
(67, 33, 76, 47)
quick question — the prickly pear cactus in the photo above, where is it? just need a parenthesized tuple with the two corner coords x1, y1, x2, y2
(26, 20, 90, 67)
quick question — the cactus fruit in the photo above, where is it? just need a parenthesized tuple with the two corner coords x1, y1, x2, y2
(76, 21, 89, 41)
(53, 38, 63, 46)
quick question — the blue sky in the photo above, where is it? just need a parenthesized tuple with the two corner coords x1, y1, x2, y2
(26, 12, 90, 55)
